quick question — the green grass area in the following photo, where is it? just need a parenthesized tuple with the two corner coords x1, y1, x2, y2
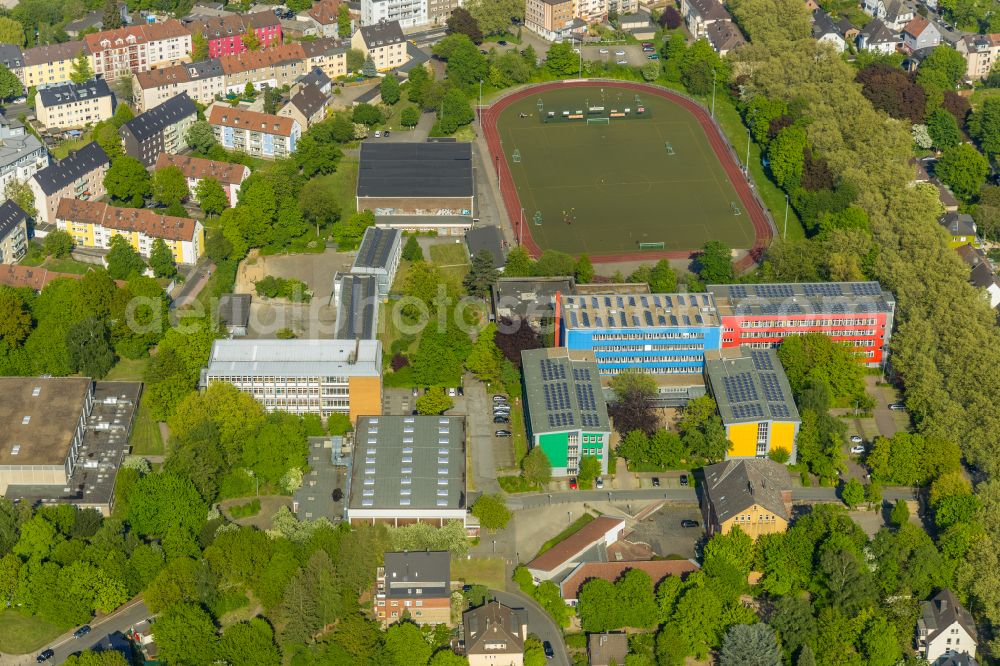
(498, 475, 540, 493)
(19, 252, 99, 274)
(510, 402, 528, 467)
(451, 556, 507, 590)
(330, 156, 360, 217)
(971, 87, 1000, 109)
(497, 85, 761, 256)
(534, 513, 595, 560)
(429, 241, 470, 284)
(229, 498, 262, 518)
(0, 610, 67, 655)
(51, 131, 93, 160)
(105, 357, 148, 381)
(129, 399, 165, 456)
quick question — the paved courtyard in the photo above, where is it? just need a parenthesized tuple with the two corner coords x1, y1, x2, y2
(627, 504, 704, 559)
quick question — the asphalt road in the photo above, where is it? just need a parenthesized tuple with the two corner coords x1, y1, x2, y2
(41, 600, 150, 665)
(490, 590, 569, 666)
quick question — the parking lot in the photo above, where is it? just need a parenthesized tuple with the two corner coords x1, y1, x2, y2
(628, 504, 704, 559)
(580, 43, 655, 67)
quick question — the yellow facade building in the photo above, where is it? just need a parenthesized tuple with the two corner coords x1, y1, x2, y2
(704, 347, 800, 463)
(701, 459, 791, 540)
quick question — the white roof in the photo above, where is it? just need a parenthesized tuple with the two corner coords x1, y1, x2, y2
(206, 339, 381, 376)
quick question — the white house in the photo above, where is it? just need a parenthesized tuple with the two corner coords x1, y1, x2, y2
(812, 9, 846, 52)
(902, 15, 941, 53)
(918, 589, 978, 665)
(857, 18, 901, 54)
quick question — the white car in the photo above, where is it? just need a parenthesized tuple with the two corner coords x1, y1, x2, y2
(616, 59, 628, 65)
(849, 435, 863, 444)
(850, 445, 865, 455)
(374, 130, 382, 138)
(448, 387, 457, 397)
(615, 49, 625, 55)
(595, 477, 604, 489)
(599, 48, 609, 54)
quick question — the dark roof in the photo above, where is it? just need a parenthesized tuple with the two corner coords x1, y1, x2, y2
(956, 244, 998, 290)
(120, 93, 196, 142)
(0, 44, 23, 69)
(21, 40, 86, 67)
(941, 211, 976, 237)
(0, 200, 28, 237)
(860, 18, 899, 44)
(288, 83, 328, 118)
(464, 602, 527, 657)
(704, 347, 799, 424)
(353, 226, 400, 270)
(811, 8, 840, 38)
(357, 142, 473, 198)
(335, 273, 378, 339)
(397, 43, 430, 75)
(188, 58, 225, 78)
(382, 551, 451, 599)
(298, 66, 332, 89)
(703, 459, 791, 523)
(38, 79, 113, 108)
(920, 589, 977, 643)
(521, 347, 610, 436)
(359, 21, 405, 47)
(217, 294, 251, 328)
(687, 0, 732, 21)
(706, 19, 746, 51)
(466, 225, 505, 268)
(32, 142, 110, 196)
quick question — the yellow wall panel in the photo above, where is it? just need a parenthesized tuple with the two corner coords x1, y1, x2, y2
(770, 421, 797, 453)
(348, 376, 382, 424)
(728, 423, 758, 457)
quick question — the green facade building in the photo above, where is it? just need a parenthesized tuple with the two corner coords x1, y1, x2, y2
(521, 348, 612, 477)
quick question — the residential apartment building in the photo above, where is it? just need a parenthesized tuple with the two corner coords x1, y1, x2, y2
(351, 22, 409, 71)
(0, 113, 48, 198)
(680, 0, 734, 39)
(306, 0, 353, 37)
(217, 42, 311, 93)
(702, 459, 792, 539)
(0, 200, 29, 263)
(155, 153, 250, 206)
(56, 198, 205, 264)
(464, 602, 528, 666)
(184, 12, 282, 57)
(35, 79, 115, 129)
(427, 0, 461, 25)
(348, 416, 469, 530)
(278, 82, 330, 128)
(133, 59, 225, 112)
(918, 590, 978, 665)
(119, 92, 198, 166)
(375, 552, 451, 626)
(84, 20, 192, 80)
(208, 104, 300, 158)
(29, 142, 108, 227)
(201, 338, 383, 420)
(361, 0, 426, 29)
(0, 44, 24, 81)
(522, 347, 612, 477)
(299, 38, 349, 79)
(902, 15, 941, 53)
(19, 41, 86, 89)
(525, 0, 579, 42)
(704, 347, 800, 462)
(957, 33, 1000, 80)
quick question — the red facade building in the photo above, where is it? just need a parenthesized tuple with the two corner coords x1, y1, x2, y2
(186, 12, 282, 58)
(708, 282, 896, 367)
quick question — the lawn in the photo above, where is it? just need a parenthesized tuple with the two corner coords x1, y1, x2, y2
(429, 241, 470, 284)
(19, 253, 99, 274)
(510, 401, 528, 468)
(0, 610, 66, 655)
(130, 398, 165, 456)
(971, 87, 1000, 110)
(105, 357, 148, 381)
(451, 556, 506, 590)
(330, 156, 360, 217)
(534, 513, 596, 560)
(51, 131, 93, 160)
(495, 84, 759, 255)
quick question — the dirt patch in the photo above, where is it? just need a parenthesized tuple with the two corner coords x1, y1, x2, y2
(219, 495, 292, 530)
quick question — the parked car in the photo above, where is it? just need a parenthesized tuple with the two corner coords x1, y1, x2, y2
(595, 477, 604, 489)
(651, 477, 660, 487)
(493, 404, 511, 412)
(457, 386, 464, 396)
(647, 54, 659, 60)
(599, 47, 609, 53)
(37, 651, 55, 663)
(498, 40, 508, 45)
(850, 445, 865, 455)
(493, 416, 510, 424)
(543, 641, 555, 658)
(73, 625, 92, 638)
(889, 403, 905, 410)
(681, 519, 700, 528)
(679, 474, 688, 486)
(493, 395, 508, 403)
(569, 478, 578, 490)
(616, 59, 628, 65)
(849, 435, 863, 444)
(495, 429, 512, 437)
(384, 129, 391, 137)
(480, 49, 489, 54)
(448, 387, 457, 397)
(615, 49, 626, 55)
(642, 42, 653, 47)
(412, 387, 419, 397)
(374, 130, 382, 138)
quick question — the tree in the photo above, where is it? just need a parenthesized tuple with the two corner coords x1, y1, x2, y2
(104, 156, 151, 207)
(447, 7, 482, 43)
(434, 34, 488, 87)
(352, 102, 384, 126)
(242, 28, 260, 51)
(381, 74, 401, 105)
(462, 0, 523, 36)
(184, 121, 217, 156)
(0, 286, 31, 346)
(546, 42, 579, 77)
(856, 64, 926, 124)
(970, 97, 1000, 158)
(464, 249, 499, 297)
(574, 254, 594, 283)
(337, 3, 352, 38)
(935, 143, 989, 201)
(522, 446, 551, 486)
(890, 499, 910, 526)
(768, 125, 808, 189)
(927, 107, 961, 150)
(471, 493, 511, 531)
(402, 235, 424, 261)
(195, 177, 228, 216)
(153, 603, 218, 665)
(152, 165, 189, 206)
(841, 477, 864, 509)
(385, 621, 433, 666)
(66, 317, 115, 379)
(917, 45, 968, 89)
(438, 88, 475, 134)
(466, 325, 502, 384)
(191, 32, 209, 61)
(608, 374, 658, 437)
(578, 455, 601, 489)
(697, 241, 733, 283)
(298, 177, 341, 235)
(659, 5, 682, 28)
(641, 61, 661, 82)
(149, 238, 177, 279)
(102, 0, 122, 29)
(362, 56, 377, 78)
(719, 624, 781, 666)
(0, 17, 24, 47)
(70, 51, 93, 85)
(347, 48, 366, 72)
(4, 179, 35, 218)
(401, 106, 421, 127)
(407, 64, 433, 107)
(649, 259, 677, 292)
(219, 618, 280, 666)
(416, 387, 454, 415)
(105, 236, 146, 279)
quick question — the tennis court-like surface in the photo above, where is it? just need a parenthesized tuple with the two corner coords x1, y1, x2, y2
(494, 85, 755, 256)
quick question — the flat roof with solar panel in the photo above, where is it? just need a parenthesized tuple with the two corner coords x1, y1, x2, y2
(707, 281, 895, 317)
(704, 347, 799, 425)
(561, 292, 721, 330)
(522, 348, 610, 436)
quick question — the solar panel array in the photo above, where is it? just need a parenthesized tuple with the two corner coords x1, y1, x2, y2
(533, 353, 607, 433)
(540, 358, 567, 381)
(581, 413, 602, 428)
(548, 411, 576, 428)
(732, 403, 765, 420)
(750, 350, 773, 371)
(575, 383, 597, 411)
(722, 373, 759, 404)
(716, 349, 797, 423)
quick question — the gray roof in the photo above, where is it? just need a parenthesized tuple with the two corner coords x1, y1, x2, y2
(353, 226, 400, 270)
(204, 338, 381, 377)
(707, 20, 746, 51)
(860, 19, 899, 44)
(493, 276, 574, 320)
(464, 601, 528, 657)
(293, 436, 348, 522)
(32, 142, 109, 196)
(358, 142, 473, 198)
(920, 589, 977, 644)
(955, 244, 998, 290)
(335, 273, 378, 340)
(812, 8, 840, 38)
(289, 82, 328, 118)
(942, 212, 976, 237)
(217, 293, 251, 328)
(38, 79, 113, 109)
(0, 199, 28, 237)
(0, 44, 23, 69)
(120, 93, 196, 143)
(466, 225, 505, 268)
(349, 416, 466, 511)
(687, 0, 732, 21)
(359, 20, 405, 47)
(704, 347, 799, 424)
(188, 58, 224, 79)
(707, 281, 894, 316)
(562, 292, 720, 330)
(21, 40, 86, 67)
(298, 66, 332, 89)
(703, 458, 791, 523)
(397, 43, 430, 75)
(589, 633, 629, 666)
(521, 347, 610, 436)
(382, 551, 451, 599)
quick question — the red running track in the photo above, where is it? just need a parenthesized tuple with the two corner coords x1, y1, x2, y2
(481, 80, 774, 271)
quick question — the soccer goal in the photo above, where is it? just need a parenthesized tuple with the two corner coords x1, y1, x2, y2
(587, 117, 610, 125)
(512, 148, 521, 163)
(731, 202, 742, 216)
(665, 142, 675, 155)
(639, 241, 665, 250)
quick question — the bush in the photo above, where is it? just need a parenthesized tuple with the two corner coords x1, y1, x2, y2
(229, 498, 261, 518)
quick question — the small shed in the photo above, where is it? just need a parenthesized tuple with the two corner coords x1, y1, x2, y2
(218, 293, 251, 337)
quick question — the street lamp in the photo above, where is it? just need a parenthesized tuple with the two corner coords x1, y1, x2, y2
(783, 194, 789, 240)
(745, 126, 751, 177)
(567, 511, 571, 524)
(711, 69, 717, 119)
(492, 539, 496, 555)
(478, 79, 483, 130)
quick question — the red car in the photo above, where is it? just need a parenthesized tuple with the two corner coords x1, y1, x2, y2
(569, 478, 578, 490)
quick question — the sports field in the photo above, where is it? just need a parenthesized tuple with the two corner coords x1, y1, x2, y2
(489, 83, 759, 258)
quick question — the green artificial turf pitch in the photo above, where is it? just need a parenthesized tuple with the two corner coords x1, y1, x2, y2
(496, 86, 755, 255)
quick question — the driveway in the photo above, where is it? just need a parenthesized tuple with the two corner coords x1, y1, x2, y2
(628, 504, 703, 559)
(580, 44, 651, 67)
(490, 590, 569, 666)
(466, 376, 501, 494)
